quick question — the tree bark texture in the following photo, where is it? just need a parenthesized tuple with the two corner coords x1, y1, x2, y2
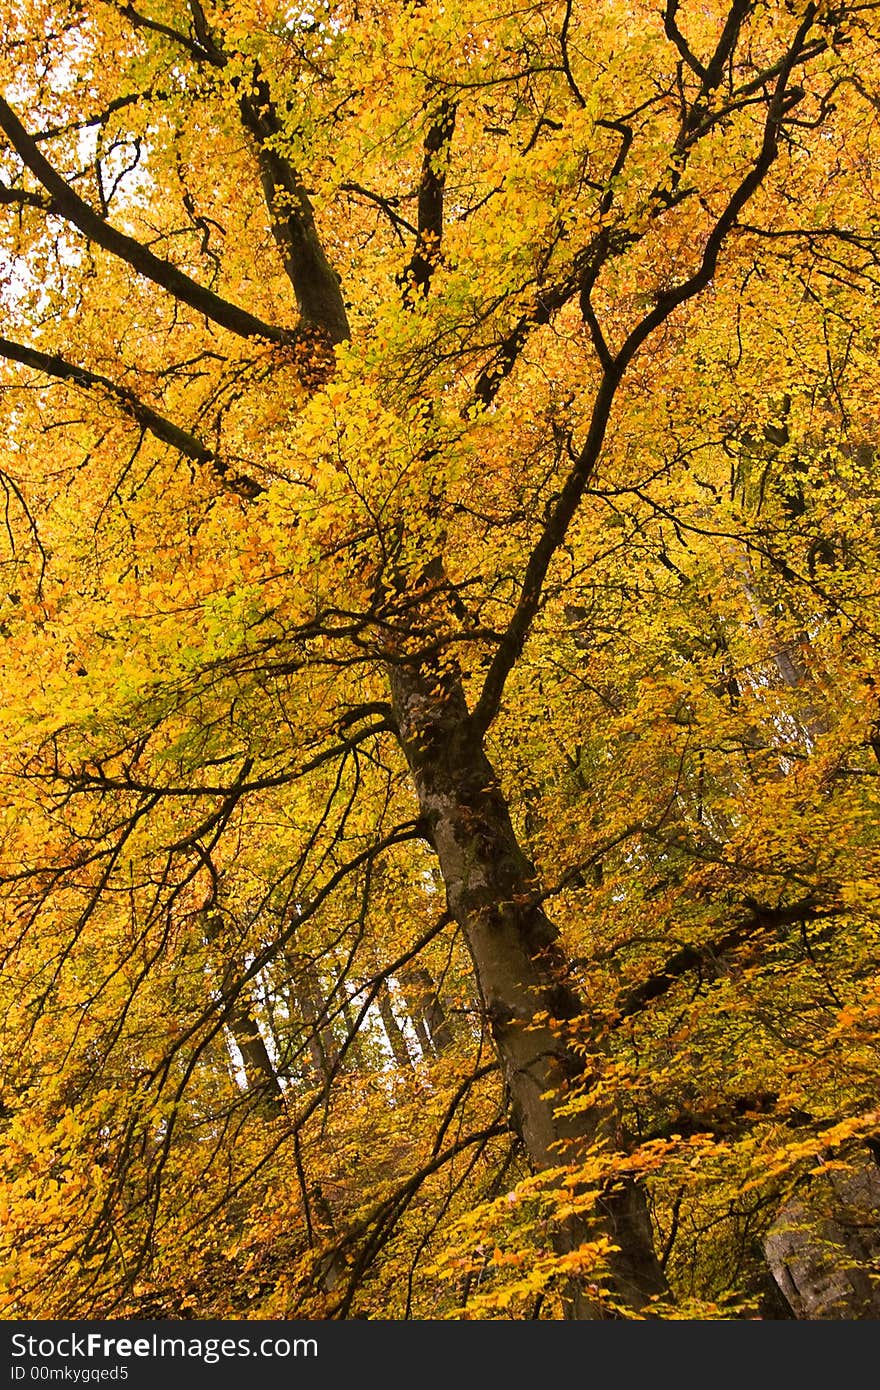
(388, 662, 666, 1315)
(764, 1155, 880, 1319)
(204, 913, 284, 1110)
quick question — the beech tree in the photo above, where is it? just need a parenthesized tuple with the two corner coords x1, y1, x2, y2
(0, 0, 879, 1318)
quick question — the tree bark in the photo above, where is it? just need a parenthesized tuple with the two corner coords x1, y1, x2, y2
(399, 975, 434, 1058)
(204, 913, 285, 1111)
(402, 964, 454, 1054)
(377, 982, 414, 1069)
(289, 953, 339, 1085)
(388, 661, 666, 1315)
(764, 1154, 880, 1319)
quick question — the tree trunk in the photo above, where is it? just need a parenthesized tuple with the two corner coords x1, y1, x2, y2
(290, 953, 338, 1085)
(400, 981, 434, 1058)
(377, 982, 414, 1069)
(388, 662, 666, 1315)
(204, 913, 284, 1111)
(337, 982, 368, 1072)
(764, 1154, 880, 1319)
(402, 964, 455, 1053)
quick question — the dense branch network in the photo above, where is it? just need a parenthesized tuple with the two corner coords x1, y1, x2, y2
(0, 0, 877, 1321)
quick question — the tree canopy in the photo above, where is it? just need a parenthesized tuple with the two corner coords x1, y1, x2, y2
(1, 0, 879, 1319)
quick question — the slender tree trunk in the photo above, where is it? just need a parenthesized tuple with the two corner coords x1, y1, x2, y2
(204, 913, 284, 1111)
(399, 967, 435, 1056)
(402, 964, 454, 1053)
(402, 990, 434, 1058)
(290, 953, 338, 1085)
(388, 662, 666, 1315)
(377, 982, 414, 1069)
(337, 981, 368, 1072)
